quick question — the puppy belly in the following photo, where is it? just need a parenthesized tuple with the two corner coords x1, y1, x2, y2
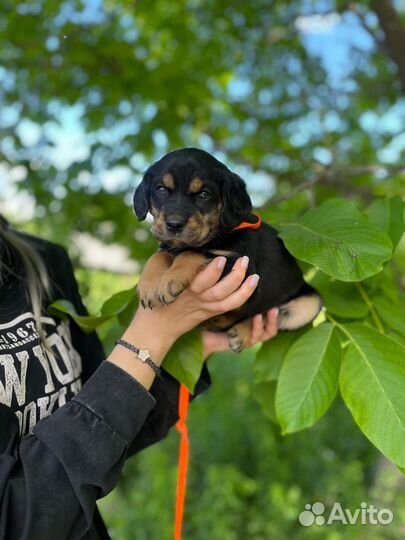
(201, 311, 243, 332)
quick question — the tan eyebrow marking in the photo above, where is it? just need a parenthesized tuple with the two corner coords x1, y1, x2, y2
(188, 177, 204, 194)
(163, 174, 175, 189)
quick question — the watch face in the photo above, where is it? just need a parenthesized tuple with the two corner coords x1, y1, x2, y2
(138, 349, 150, 362)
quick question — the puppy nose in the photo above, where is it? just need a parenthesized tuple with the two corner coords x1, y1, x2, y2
(166, 215, 186, 232)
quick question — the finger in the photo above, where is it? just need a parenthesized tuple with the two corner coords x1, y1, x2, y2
(207, 273, 260, 313)
(250, 308, 279, 346)
(262, 308, 279, 340)
(202, 330, 230, 359)
(189, 257, 227, 294)
(200, 256, 250, 302)
(250, 314, 264, 345)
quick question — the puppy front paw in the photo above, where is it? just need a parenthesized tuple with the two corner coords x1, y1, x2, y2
(158, 275, 188, 305)
(137, 251, 175, 309)
(137, 279, 161, 309)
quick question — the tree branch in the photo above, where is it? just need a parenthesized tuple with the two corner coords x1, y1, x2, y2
(371, 0, 405, 92)
(264, 164, 405, 207)
(349, 4, 383, 45)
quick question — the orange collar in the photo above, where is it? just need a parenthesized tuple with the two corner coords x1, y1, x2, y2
(233, 214, 262, 231)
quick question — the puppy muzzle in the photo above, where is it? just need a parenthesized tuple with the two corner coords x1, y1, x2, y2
(165, 214, 186, 233)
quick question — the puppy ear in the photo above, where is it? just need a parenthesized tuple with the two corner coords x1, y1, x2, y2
(133, 175, 151, 221)
(220, 171, 252, 229)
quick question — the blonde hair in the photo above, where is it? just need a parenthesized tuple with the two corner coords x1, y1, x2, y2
(0, 216, 52, 345)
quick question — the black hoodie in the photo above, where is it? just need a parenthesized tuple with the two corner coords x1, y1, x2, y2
(0, 233, 210, 540)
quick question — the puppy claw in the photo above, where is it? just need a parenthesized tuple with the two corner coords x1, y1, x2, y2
(158, 278, 186, 305)
(138, 293, 159, 310)
(159, 293, 176, 306)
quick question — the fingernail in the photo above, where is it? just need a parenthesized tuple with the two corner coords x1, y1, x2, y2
(241, 256, 249, 270)
(217, 257, 226, 270)
(249, 274, 260, 287)
(272, 308, 279, 317)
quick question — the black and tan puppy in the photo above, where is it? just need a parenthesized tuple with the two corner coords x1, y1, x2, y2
(133, 148, 322, 352)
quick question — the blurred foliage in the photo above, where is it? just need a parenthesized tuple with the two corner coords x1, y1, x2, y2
(1, 0, 405, 537)
(1, 0, 404, 261)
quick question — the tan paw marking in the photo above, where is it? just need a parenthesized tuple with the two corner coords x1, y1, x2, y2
(158, 276, 187, 305)
(227, 319, 253, 353)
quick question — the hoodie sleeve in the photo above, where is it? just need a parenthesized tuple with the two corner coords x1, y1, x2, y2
(128, 363, 211, 455)
(0, 361, 156, 540)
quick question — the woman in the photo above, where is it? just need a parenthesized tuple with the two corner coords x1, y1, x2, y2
(0, 214, 278, 540)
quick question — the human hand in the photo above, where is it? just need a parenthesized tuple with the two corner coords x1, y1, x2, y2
(110, 256, 259, 390)
(131, 256, 259, 343)
(202, 307, 279, 359)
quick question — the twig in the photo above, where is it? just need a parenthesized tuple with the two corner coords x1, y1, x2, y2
(348, 3, 383, 45)
(265, 164, 405, 207)
(356, 283, 385, 333)
(371, 0, 405, 92)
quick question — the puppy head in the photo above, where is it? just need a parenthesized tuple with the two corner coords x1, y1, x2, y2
(133, 148, 252, 247)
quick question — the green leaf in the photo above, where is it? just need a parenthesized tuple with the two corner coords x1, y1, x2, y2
(254, 381, 278, 424)
(365, 196, 405, 250)
(48, 299, 112, 332)
(373, 295, 405, 337)
(276, 323, 341, 434)
(117, 293, 139, 327)
(254, 329, 306, 383)
(48, 299, 77, 319)
(311, 272, 368, 319)
(48, 287, 137, 333)
(100, 288, 137, 316)
(278, 199, 393, 282)
(162, 329, 204, 393)
(339, 324, 405, 468)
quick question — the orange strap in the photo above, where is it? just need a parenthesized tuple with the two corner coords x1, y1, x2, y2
(233, 214, 262, 231)
(174, 384, 191, 540)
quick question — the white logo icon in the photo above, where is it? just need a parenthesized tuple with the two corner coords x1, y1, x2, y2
(299, 502, 325, 526)
(298, 501, 393, 527)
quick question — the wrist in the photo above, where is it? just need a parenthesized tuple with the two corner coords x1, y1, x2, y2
(126, 307, 179, 360)
(115, 339, 162, 378)
(107, 309, 179, 390)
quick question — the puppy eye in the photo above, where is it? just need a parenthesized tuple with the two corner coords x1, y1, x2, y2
(156, 185, 168, 196)
(198, 190, 211, 200)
